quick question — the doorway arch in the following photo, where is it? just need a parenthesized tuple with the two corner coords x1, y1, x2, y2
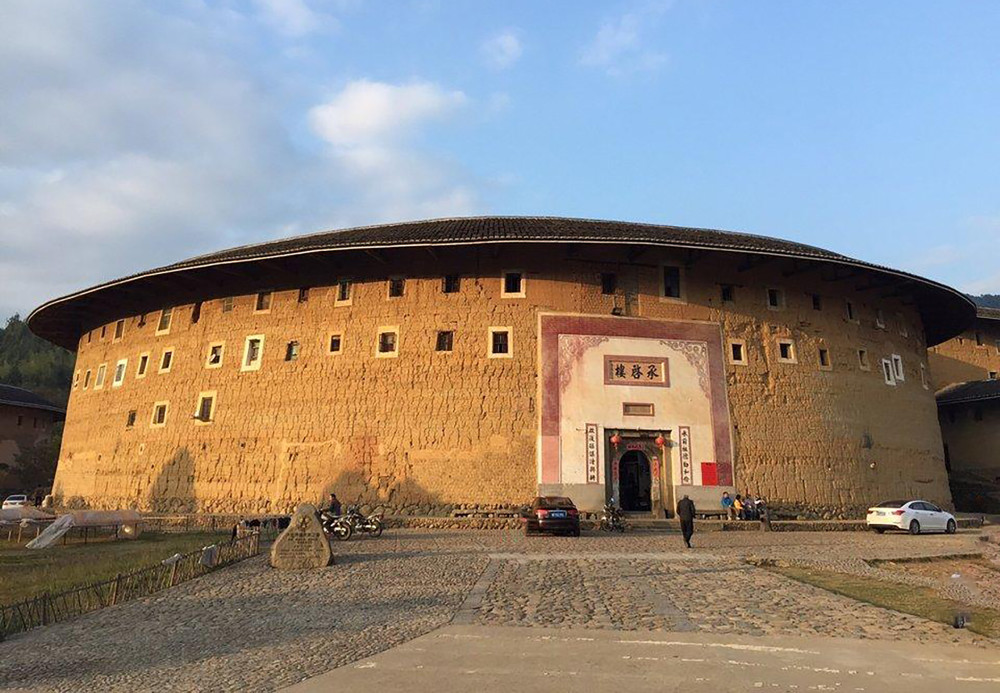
(619, 450, 652, 511)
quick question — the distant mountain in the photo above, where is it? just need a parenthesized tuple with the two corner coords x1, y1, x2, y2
(973, 294, 1000, 309)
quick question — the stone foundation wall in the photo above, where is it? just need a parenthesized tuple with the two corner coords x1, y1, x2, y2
(52, 244, 952, 515)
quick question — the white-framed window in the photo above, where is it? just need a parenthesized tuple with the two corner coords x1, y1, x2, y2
(881, 358, 896, 386)
(766, 287, 785, 311)
(891, 354, 905, 381)
(921, 364, 930, 389)
(501, 270, 525, 299)
(113, 319, 125, 342)
(897, 312, 908, 337)
(328, 332, 343, 355)
(845, 300, 858, 323)
(488, 327, 512, 358)
(112, 358, 128, 387)
(221, 296, 234, 313)
(435, 330, 454, 353)
(156, 308, 173, 335)
(254, 291, 272, 313)
(660, 265, 684, 302)
(241, 335, 265, 371)
(205, 342, 225, 368)
(159, 348, 175, 374)
(83, 369, 92, 389)
(151, 401, 169, 428)
(818, 347, 832, 371)
(875, 309, 886, 329)
(776, 339, 796, 364)
(728, 339, 747, 366)
(387, 276, 405, 299)
(136, 353, 150, 378)
(194, 391, 217, 425)
(285, 340, 300, 361)
(335, 279, 353, 306)
(376, 327, 399, 358)
(857, 348, 870, 371)
(94, 363, 107, 389)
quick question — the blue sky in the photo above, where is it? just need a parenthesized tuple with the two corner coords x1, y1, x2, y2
(2, 0, 999, 320)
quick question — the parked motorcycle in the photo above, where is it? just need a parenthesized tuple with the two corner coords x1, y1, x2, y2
(344, 505, 385, 538)
(318, 509, 353, 541)
(599, 501, 628, 533)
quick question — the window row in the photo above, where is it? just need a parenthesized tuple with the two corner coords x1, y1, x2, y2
(126, 392, 217, 429)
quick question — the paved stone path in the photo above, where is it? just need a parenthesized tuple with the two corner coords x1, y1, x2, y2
(0, 529, 997, 692)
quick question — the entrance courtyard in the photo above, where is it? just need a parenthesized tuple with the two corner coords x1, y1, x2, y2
(1, 529, 998, 692)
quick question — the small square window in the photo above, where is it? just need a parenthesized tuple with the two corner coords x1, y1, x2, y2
(191, 302, 202, 324)
(73, 371, 80, 389)
(84, 369, 92, 389)
(818, 347, 831, 370)
(206, 343, 224, 368)
(623, 402, 654, 417)
(336, 280, 353, 304)
(159, 349, 174, 373)
(891, 354, 904, 381)
(875, 309, 886, 329)
(995, 340, 1000, 355)
(601, 273, 618, 295)
(151, 402, 169, 427)
(113, 319, 125, 341)
(489, 328, 511, 358)
(857, 349, 870, 371)
(195, 393, 216, 424)
(436, 330, 454, 352)
(766, 288, 785, 310)
(975, 332, 984, 347)
(298, 287, 310, 303)
(285, 340, 300, 361)
(990, 371, 998, 381)
(242, 335, 264, 371)
(661, 266, 683, 300)
(94, 363, 107, 389)
(720, 285, 735, 304)
(443, 275, 461, 293)
(156, 308, 173, 335)
(501, 271, 525, 298)
(16, 415, 23, 426)
(845, 300, 857, 322)
(881, 359, 896, 386)
(136, 354, 149, 378)
(776, 339, 796, 363)
(100, 325, 106, 339)
(728, 340, 746, 365)
(811, 294, 822, 311)
(138, 314, 147, 327)
(388, 277, 405, 298)
(897, 312, 908, 337)
(87, 331, 92, 343)
(222, 297, 234, 313)
(255, 291, 272, 312)
(125, 410, 137, 428)
(377, 330, 398, 357)
(113, 358, 128, 387)
(328, 333, 343, 354)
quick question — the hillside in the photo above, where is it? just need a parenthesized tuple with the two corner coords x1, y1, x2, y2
(0, 315, 74, 408)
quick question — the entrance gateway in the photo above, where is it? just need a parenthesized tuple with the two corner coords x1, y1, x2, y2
(608, 430, 672, 515)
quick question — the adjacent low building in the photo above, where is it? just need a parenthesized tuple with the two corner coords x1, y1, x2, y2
(937, 380, 1000, 513)
(26, 217, 977, 517)
(928, 307, 1000, 389)
(0, 384, 66, 491)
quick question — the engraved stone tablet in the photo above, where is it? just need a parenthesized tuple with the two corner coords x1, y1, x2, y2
(269, 503, 333, 570)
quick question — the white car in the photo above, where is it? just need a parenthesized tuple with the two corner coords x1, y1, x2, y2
(2, 494, 28, 510)
(866, 499, 956, 535)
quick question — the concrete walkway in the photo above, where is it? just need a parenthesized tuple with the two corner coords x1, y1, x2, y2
(282, 624, 1000, 693)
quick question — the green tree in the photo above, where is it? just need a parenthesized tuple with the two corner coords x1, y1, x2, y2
(0, 314, 74, 406)
(12, 422, 63, 491)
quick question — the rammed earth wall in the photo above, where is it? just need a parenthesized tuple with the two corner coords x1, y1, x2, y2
(52, 244, 951, 516)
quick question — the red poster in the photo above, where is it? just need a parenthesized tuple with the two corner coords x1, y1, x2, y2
(701, 462, 718, 486)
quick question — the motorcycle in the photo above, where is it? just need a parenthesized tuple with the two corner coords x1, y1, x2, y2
(318, 509, 353, 541)
(599, 501, 628, 533)
(343, 504, 385, 538)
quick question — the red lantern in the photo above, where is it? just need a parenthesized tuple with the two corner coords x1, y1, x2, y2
(609, 432, 622, 448)
(654, 434, 666, 447)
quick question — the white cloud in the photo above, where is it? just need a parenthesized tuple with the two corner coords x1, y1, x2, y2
(0, 3, 486, 320)
(580, 1, 672, 76)
(481, 30, 523, 70)
(252, 0, 336, 37)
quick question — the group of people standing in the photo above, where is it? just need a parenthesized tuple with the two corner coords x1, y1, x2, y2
(721, 491, 767, 521)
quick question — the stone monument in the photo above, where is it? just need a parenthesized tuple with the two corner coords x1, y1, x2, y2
(269, 503, 334, 570)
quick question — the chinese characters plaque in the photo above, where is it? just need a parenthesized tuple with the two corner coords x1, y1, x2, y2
(603, 355, 669, 387)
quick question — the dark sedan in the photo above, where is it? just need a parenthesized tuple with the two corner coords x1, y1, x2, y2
(522, 496, 581, 537)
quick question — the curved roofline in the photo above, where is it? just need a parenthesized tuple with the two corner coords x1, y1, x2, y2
(27, 215, 978, 349)
(0, 384, 66, 415)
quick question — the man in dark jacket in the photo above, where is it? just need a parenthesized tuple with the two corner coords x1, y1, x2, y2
(676, 494, 696, 548)
(327, 493, 342, 517)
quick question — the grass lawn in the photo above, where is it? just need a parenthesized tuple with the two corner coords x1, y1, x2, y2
(770, 564, 1000, 638)
(0, 531, 229, 605)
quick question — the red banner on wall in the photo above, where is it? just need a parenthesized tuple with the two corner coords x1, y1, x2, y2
(701, 462, 718, 486)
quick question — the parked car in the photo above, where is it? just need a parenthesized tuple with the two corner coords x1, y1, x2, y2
(866, 499, 957, 535)
(2, 494, 28, 510)
(522, 496, 581, 537)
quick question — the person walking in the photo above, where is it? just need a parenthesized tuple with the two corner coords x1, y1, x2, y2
(676, 494, 696, 548)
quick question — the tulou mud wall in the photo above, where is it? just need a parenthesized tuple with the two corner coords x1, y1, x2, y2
(928, 316, 1000, 389)
(52, 244, 951, 516)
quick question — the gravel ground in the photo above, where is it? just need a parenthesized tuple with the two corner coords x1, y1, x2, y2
(0, 527, 997, 692)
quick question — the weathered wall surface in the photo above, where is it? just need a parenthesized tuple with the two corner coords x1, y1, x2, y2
(939, 400, 1000, 512)
(52, 245, 951, 515)
(928, 319, 1000, 389)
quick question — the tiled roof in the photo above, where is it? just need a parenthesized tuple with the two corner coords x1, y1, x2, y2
(0, 384, 65, 414)
(976, 306, 1000, 321)
(936, 379, 1000, 406)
